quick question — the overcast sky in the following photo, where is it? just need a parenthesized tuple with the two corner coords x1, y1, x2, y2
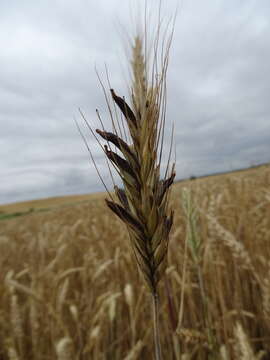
(1, 0, 270, 205)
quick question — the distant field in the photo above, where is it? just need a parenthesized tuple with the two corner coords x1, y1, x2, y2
(0, 164, 267, 217)
(0, 193, 104, 220)
(0, 164, 270, 359)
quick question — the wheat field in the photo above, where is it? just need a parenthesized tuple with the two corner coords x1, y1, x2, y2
(0, 164, 270, 359)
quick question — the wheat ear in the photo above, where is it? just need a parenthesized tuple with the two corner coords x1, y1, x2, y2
(96, 32, 175, 359)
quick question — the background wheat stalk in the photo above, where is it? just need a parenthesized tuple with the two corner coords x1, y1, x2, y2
(94, 23, 175, 359)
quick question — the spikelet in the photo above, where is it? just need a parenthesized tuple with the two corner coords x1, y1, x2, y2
(90, 326, 100, 340)
(233, 322, 265, 360)
(177, 328, 207, 347)
(69, 304, 78, 322)
(93, 259, 114, 281)
(219, 345, 229, 360)
(55, 337, 73, 360)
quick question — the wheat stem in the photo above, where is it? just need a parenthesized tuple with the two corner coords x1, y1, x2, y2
(152, 292, 162, 360)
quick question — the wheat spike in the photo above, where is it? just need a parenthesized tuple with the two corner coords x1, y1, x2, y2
(93, 12, 175, 360)
(96, 34, 175, 297)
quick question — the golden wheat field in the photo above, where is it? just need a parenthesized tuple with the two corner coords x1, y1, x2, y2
(0, 164, 270, 359)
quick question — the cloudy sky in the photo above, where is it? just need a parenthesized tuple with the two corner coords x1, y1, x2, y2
(1, 0, 270, 205)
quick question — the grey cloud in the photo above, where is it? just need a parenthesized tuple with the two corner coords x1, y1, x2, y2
(0, 0, 269, 204)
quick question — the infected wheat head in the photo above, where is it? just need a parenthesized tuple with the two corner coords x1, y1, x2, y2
(96, 32, 175, 297)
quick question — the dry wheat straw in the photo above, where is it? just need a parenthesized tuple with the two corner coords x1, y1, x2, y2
(261, 261, 270, 320)
(124, 283, 136, 346)
(29, 294, 39, 357)
(123, 340, 144, 360)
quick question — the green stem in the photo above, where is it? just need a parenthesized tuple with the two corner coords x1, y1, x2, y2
(196, 264, 215, 352)
(152, 292, 162, 360)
